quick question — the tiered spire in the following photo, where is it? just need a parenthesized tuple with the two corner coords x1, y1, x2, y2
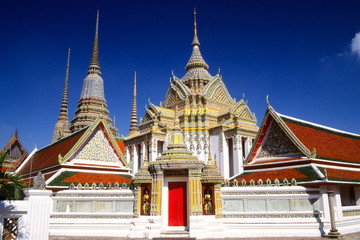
(52, 47, 72, 143)
(70, 10, 119, 137)
(128, 70, 138, 136)
(181, 9, 212, 90)
(185, 9, 209, 71)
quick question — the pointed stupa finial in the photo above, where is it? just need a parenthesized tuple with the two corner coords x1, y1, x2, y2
(88, 10, 100, 75)
(128, 70, 138, 136)
(52, 47, 71, 143)
(185, 10, 209, 72)
(192, 9, 200, 46)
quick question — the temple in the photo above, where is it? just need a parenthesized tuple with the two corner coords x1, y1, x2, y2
(0, 130, 27, 172)
(1, 10, 360, 240)
(124, 10, 258, 180)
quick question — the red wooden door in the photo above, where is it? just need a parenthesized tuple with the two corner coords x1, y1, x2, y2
(168, 181, 187, 226)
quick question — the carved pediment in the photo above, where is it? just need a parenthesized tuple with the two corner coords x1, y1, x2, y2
(203, 77, 234, 105)
(73, 126, 120, 163)
(257, 120, 302, 158)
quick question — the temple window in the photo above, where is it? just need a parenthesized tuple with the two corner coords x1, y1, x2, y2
(340, 186, 358, 206)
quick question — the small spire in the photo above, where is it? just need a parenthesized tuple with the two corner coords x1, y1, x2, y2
(88, 10, 100, 74)
(185, 9, 209, 71)
(52, 47, 71, 143)
(194, 9, 197, 37)
(128, 70, 138, 136)
(192, 9, 200, 46)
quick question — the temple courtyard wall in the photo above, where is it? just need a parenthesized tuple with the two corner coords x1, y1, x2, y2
(1, 185, 360, 239)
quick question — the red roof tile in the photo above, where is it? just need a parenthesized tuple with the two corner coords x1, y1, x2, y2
(283, 119, 360, 163)
(116, 140, 125, 155)
(325, 168, 360, 181)
(18, 129, 86, 175)
(61, 172, 132, 184)
(234, 168, 308, 182)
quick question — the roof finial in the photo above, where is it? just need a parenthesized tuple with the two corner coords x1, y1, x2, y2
(88, 10, 100, 74)
(191, 9, 200, 47)
(266, 94, 270, 106)
(194, 8, 197, 37)
(128, 70, 138, 136)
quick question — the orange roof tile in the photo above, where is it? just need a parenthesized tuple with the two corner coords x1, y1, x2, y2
(18, 129, 86, 175)
(283, 118, 360, 163)
(116, 140, 125, 155)
(62, 172, 132, 184)
(234, 168, 308, 183)
(324, 168, 360, 182)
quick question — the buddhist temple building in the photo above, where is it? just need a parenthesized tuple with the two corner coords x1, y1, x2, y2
(231, 101, 360, 207)
(0, 130, 28, 172)
(124, 11, 258, 180)
(17, 117, 131, 191)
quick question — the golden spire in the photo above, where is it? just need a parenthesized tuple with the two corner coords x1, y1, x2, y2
(194, 8, 197, 37)
(192, 9, 200, 46)
(128, 70, 138, 136)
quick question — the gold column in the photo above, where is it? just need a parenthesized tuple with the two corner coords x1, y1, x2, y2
(214, 183, 222, 218)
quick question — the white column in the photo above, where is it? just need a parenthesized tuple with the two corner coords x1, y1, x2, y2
(24, 189, 52, 240)
(125, 146, 130, 165)
(150, 139, 157, 162)
(244, 137, 250, 159)
(221, 132, 229, 180)
(141, 141, 145, 167)
(334, 187, 344, 221)
(233, 135, 243, 176)
(132, 145, 138, 174)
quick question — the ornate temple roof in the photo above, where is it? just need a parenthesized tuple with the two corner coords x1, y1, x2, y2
(181, 10, 213, 84)
(17, 117, 129, 189)
(229, 102, 360, 186)
(0, 130, 28, 172)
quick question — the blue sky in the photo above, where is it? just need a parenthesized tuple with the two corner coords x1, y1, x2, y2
(1, 0, 360, 152)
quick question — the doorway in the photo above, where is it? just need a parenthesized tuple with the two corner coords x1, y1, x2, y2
(168, 181, 187, 226)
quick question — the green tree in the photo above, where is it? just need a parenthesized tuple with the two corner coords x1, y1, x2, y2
(0, 153, 25, 200)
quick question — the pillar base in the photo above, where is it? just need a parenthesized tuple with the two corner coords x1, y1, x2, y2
(324, 229, 342, 238)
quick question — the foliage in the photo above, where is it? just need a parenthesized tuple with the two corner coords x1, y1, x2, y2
(0, 153, 25, 200)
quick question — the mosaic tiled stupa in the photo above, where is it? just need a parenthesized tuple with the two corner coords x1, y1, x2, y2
(70, 10, 119, 137)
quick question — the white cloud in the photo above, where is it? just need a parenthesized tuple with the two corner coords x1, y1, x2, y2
(351, 32, 360, 59)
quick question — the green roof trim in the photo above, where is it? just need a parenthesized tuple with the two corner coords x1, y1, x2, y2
(295, 166, 322, 182)
(48, 171, 78, 186)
